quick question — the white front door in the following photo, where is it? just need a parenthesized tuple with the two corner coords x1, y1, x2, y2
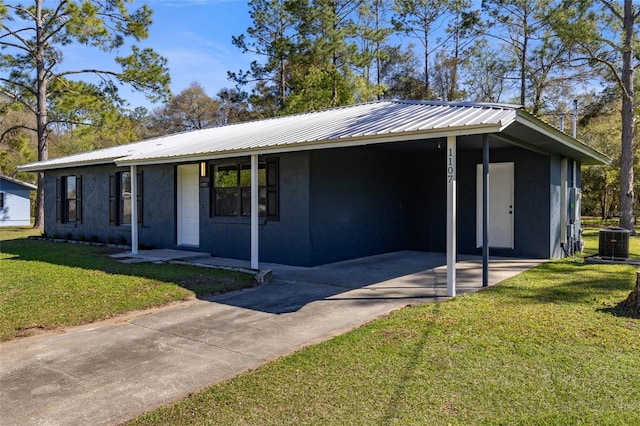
(177, 164, 199, 246)
(476, 162, 514, 249)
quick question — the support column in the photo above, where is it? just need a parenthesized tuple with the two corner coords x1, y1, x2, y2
(446, 136, 457, 297)
(130, 165, 138, 255)
(250, 154, 259, 270)
(560, 157, 568, 246)
(482, 135, 489, 287)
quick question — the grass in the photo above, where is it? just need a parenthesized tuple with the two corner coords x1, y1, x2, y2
(581, 216, 623, 228)
(127, 230, 640, 425)
(0, 227, 255, 341)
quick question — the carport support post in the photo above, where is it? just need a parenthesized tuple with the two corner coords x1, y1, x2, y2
(446, 135, 457, 297)
(482, 135, 489, 287)
(250, 154, 259, 270)
(131, 165, 138, 255)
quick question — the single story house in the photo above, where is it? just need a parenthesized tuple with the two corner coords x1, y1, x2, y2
(0, 174, 37, 227)
(19, 100, 608, 296)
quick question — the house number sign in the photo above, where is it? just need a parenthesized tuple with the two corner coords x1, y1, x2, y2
(447, 148, 455, 183)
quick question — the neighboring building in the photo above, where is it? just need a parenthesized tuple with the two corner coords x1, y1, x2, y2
(0, 174, 37, 227)
(19, 101, 608, 274)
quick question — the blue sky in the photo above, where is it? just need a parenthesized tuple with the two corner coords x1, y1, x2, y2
(126, 0, 254, 109)
(52, 0, 255, 110)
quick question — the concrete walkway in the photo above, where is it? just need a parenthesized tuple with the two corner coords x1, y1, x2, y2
(0, 251, 544, 425)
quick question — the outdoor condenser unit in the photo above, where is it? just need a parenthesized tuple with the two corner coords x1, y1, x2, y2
(598, 227, 630, 260)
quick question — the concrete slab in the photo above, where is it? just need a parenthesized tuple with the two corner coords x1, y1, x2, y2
(0, 252, 545, 426)
(110, 249, 210, 263)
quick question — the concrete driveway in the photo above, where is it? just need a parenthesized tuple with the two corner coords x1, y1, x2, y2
(0, 251, 543, 425)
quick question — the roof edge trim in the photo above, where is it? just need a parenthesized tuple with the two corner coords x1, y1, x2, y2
(0, 174, 37, 190)
(515, 110, 611, 165)
(17, 158, 125, 172)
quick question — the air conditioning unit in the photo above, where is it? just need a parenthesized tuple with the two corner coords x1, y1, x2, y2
(598, 227, 630, 260)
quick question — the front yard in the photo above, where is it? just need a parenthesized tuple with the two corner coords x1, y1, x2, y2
(0, 227, 255, 341)
(2, 226, 639, 423)
(126, 228, 640, 425)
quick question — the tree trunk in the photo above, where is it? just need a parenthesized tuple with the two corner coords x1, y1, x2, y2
(620, 271, 640, 314)
(424, 19, 430, 98)
(619, 0, 636, 234)
(33, 0, 47, 229)
(520, 29, 528, 106)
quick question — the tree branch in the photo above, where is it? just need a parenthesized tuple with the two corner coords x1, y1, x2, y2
(42, 0, 69, 36)
(597, 0, 624, 21)
(0, 25, 34, 52)
(0, 78, 38, 102)
(56, 69, 120, 78)
(4, 3, 35, 21)
(0, 125, 37, 143)
(569, 53, 626, 96)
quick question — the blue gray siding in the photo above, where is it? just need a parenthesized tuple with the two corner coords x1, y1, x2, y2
(44, 165, 176, 247)
(457, 147, 552, 258)
(308, 148, 408, 265)
(199, 152, 312, 266)
(42, 141, 579, 266)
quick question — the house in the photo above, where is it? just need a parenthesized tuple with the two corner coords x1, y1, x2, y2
(19, 100, 608, 295)
(0, 174, 37, 227)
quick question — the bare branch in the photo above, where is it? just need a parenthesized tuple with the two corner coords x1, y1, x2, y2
(56, 69, 120, 78)
(0, 125, 37, 143)
(4, 3, 35, 21)
(0, 25, 35, 52)
(569, 52, 627, 96)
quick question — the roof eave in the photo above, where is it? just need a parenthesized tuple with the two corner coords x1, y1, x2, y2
(515, 110, 611, 165)
(0, 174, 37, 190)
(17, 158, 126, 172)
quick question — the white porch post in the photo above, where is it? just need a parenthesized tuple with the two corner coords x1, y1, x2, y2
(482, 135, 489, 287)
(446, 135, 457, 297)
(130, 165, 138, 255)
(250, 154, 259, 269)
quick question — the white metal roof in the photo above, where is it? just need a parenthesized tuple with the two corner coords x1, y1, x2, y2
(0, 174, 37, 190)
(18, 100, 609, 171)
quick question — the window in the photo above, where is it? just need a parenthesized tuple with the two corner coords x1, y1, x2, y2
(110, 171, 143, 226)
(212, 158, 278, 220)
(119, 172, 132, 224)
(0, 192, 4, 209)
(56, 175, 82, 224)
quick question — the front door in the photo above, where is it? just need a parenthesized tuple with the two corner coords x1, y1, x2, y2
(476, 162, 514, 249)
(177, 164, 199, 246)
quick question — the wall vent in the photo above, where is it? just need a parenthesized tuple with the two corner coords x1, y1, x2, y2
(598, 227, 630, 260)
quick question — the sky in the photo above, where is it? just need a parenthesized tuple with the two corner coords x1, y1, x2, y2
(33, 0, 256, 110)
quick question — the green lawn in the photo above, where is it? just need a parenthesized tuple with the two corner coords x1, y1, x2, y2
(0, 227, 255, 341)
(128, 230, 640, 425)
